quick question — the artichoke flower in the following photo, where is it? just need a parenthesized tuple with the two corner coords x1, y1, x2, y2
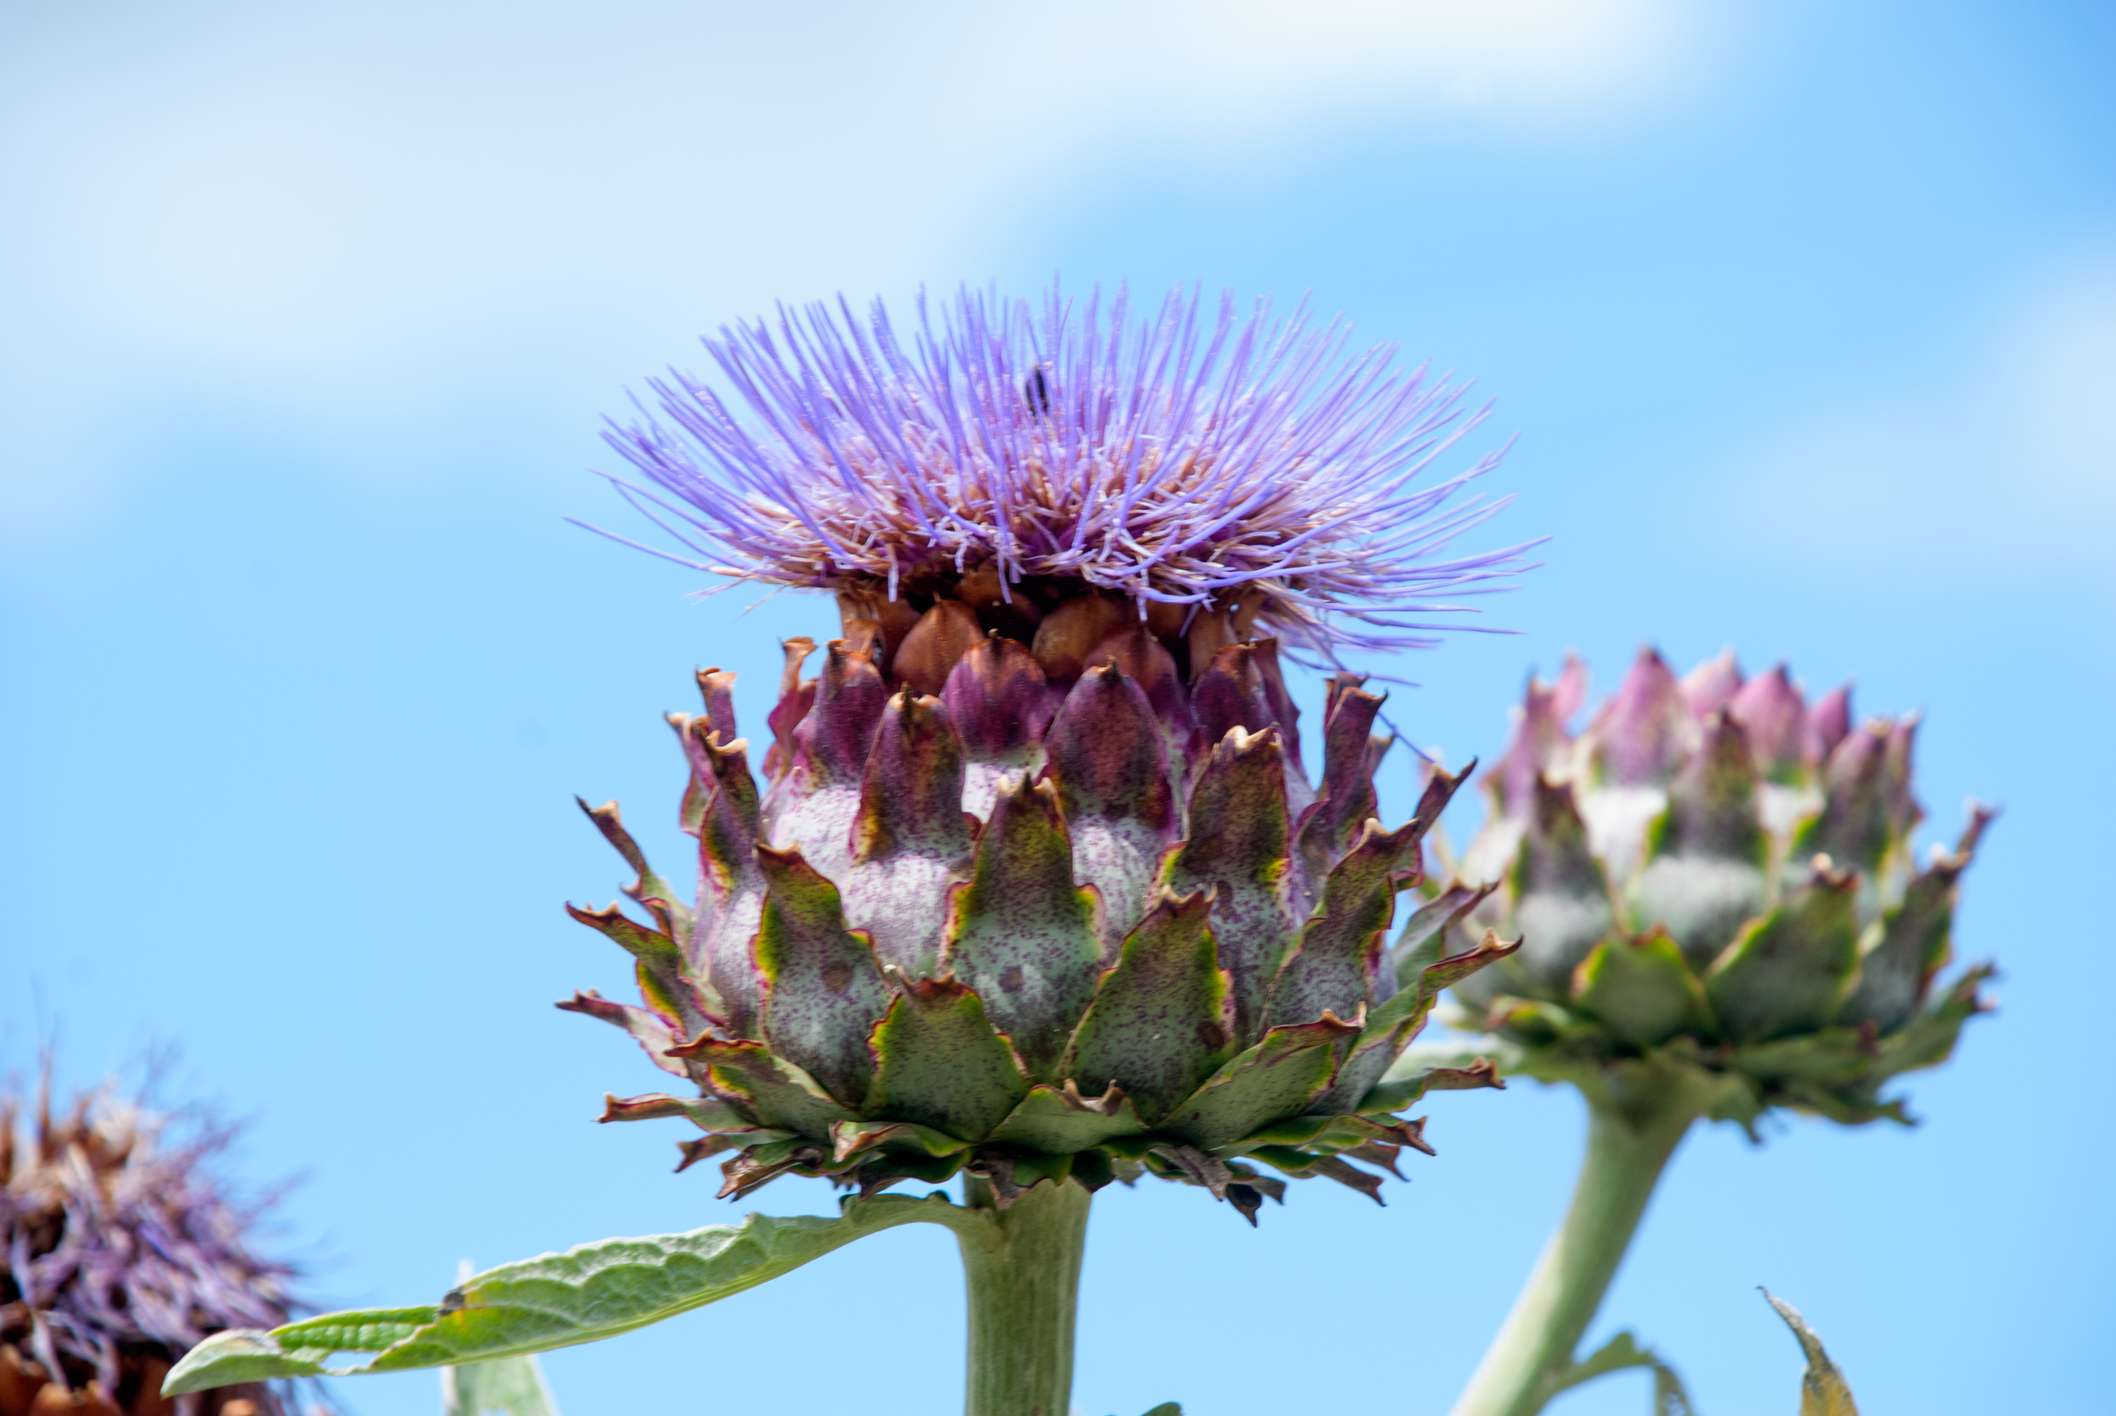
(2, 1078, 299, 1416)
(1433, 648, 1990, 1127)
(558, 286, 1534, 1217)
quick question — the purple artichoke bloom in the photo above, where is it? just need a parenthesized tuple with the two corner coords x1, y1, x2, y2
(585, 284, 1534, 669)
(561, 286, 1533, 1217)
(2, 1078, 299, 1416)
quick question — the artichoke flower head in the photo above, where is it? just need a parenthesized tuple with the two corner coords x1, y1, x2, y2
(1, 1077, 300, 1416)
(566, 286, 1535, 1218)
(1440, 649, 1992, 1129)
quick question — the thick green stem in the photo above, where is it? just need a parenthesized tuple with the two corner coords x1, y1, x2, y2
(1452, 1086, 1702, 1416)
(955, 1179, 1091, 1416)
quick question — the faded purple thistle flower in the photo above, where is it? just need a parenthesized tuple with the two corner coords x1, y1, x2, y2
(1, 1077, 299, 1416)
(1440, 649, 1993, 1129)
(584, 284, 1533, 668)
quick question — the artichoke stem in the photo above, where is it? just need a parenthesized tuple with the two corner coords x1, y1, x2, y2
(956, 1177, 1093, 1416)
(1452, 1084, 1703, 1416)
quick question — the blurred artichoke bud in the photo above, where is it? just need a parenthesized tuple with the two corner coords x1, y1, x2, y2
(2, 1077, 299, 1415)
(1438, 648, 1990, 1127)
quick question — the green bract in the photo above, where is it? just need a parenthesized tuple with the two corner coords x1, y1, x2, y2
(566, 608, 1511, 1219)
(1435, 648, 1991, 1129)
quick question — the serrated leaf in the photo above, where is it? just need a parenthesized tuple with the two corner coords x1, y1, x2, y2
(1764, 1289, 1859, 1415)
(164, 1197, 982, 1398)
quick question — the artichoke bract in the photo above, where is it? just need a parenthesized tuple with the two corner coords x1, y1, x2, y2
(1440, 648, 1991, 1128)
(569, 610, 1514, 1220)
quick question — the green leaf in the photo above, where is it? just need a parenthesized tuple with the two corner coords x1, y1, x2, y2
(1764, 1288, 1860, 1415)
(1134, 1405, 1184, 1415)
(1546, 1330, 1693, 1414)
(441, 1261, 561, 1415)
(163, 1196, 984, 1398)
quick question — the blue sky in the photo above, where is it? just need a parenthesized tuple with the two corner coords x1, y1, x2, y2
(3, 3, 2110, 1412)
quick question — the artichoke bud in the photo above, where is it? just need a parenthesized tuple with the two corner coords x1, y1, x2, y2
(1448, 648, 1991, 1128)
(566, 609, 1513, 1219)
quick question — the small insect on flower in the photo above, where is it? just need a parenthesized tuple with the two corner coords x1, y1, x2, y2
(559, 286, 1534, 1219)
(1, 1072, 302, 1415)
(582, 283, 1536, 672)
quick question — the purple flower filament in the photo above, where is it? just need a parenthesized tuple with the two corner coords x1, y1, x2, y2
(585, 283, 1536, 664)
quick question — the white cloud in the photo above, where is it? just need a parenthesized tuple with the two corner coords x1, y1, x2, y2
(1699, 247, 2116, 578)
(0, 0, 1703, 544)
(1089, 0, 1699, 120)
(2001, 251, 2116, 483)
(0, 1, 1699, 377)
